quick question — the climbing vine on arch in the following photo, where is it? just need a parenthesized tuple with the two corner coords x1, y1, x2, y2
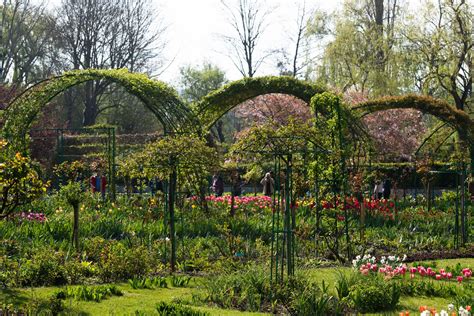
(1, 68, 199, 152)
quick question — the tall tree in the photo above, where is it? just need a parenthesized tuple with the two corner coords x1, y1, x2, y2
(0, 0, 54, 85)
(56, 0, 166, 126)
(404, 0, 473, 112)
(314, 0, 405, 96)
(221, 0, 270, 78)
(178, 62, 227, 103)
(178, 62, 228, 142)
(276, 1, 326, 78)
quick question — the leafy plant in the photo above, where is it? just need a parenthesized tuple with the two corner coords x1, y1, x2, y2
(171, 275, 192, 287)
(156, 302, 209, 316)
(128, 276, 168, 289)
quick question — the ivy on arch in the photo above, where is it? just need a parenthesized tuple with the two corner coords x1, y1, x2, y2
(353, 94, 474, 176)
(195, 76, 327, 130)
(353, 94, 474, 145)
(1, 68, 199, 151)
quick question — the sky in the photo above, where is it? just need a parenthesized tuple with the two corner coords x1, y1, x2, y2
(158, 0, 343, 84)
(43, 0, 418, 85)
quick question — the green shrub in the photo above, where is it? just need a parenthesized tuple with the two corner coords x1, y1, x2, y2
(129, 276, 168, 289)
(97, 242, 153, 282)
(156, 302, 209, 316)
(171, 275, 192, 287)
(348, 278, 400, 313)
(58, 284, 122, 302)
(19, 248, 67, 286)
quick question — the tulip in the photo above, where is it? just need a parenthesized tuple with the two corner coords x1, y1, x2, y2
(435, 274, 441, 280)
(457, 276, 463, 283)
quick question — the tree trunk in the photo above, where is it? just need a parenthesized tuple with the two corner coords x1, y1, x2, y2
(83, 81, 98, 126)
(73, 203, 79, 250)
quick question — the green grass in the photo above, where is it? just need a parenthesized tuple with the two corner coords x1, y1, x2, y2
(1, 258, 472, 315)
(0, 282, 268, 315)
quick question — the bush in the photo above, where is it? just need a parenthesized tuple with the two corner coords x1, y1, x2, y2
(129, 276, 168, 289)
(199, 265, 339, 314)
(347, 277, 400, 313)
(156, 302, 209, 316)
(97, 242, 153, 282)
(19, 248, 67, 286)
(57, 284, 122, 302)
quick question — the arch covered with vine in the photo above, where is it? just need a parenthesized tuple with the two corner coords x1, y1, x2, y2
(353, 94, 474, 174)
(1, 68, 199, 151)
(195, 76, 329, 130)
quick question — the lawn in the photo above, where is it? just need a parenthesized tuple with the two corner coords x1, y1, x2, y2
(1, 258, 472, 315)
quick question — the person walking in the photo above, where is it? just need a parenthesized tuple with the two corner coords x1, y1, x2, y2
(261, 172, 274, 196)
(373, 180, 383, 200)
(211, 174, 224, 197)
(383, 179, 391, 199)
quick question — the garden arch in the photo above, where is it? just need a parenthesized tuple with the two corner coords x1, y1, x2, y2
(353, 94, 474, 173)
(195, 76, 328, 130)
(1, 68, 198, 151)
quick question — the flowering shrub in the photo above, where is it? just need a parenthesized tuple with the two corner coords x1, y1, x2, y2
(17, 211, 46, 222)
(419, 304, 471, 316)
(353, 254, 408, 278)
(193, 195, 273, 211)
(321, 196, 396, 221)
(408, 265, 471, 283)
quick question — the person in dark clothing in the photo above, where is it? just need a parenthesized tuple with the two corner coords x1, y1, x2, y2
(383, 179, 391, 199)
(261, 172, 274, 196)
(232, 172, 243, 197)
(212, 174, 224, 197)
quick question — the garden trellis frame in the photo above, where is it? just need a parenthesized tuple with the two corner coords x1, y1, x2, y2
(29, 127, 117, 199)
(232, 135, 334, 290)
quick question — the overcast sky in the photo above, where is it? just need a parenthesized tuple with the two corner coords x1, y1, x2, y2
(44, 0, 418, 85)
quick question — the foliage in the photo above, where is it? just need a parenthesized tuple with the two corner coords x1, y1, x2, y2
(118, 134, 219, 198)
(195, 75, 326, 129)
(1, 69, 198, 152)
(354, 94, 474, 145)
(0, 139, 48, 219)
(171, 275, 192, 287)
(59, 181, 83, 208)
(315, 0, 406, 96)
(234, 93, 312, 126)
(156, 302, 209, 316)
(128, 276, 168, 289)
(199, 265, 340, 314)
(179, 62, 227, 103)
(337, 272, 400, 313)
(57, 284, 122, 302)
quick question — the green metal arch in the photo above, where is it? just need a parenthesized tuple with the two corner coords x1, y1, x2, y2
(195, 76, 327, 130)
(2, 68, 198, 150)
(353, 94, 474, 145)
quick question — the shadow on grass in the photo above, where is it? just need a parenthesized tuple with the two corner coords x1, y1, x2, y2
(0, 287, 30, 305)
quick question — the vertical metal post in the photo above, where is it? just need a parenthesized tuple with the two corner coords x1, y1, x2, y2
(455, 170, 460, 249)
(285, 154, 293, 277)
(461, 164, 467, 246)
(168, 158, 177, 273)
(111, 128, 116, 200)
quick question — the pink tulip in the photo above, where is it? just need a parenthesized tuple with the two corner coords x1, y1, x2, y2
(457, 276, 463, 283)
(447, 272, 453, 279)
(435, 274, 441, 280)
